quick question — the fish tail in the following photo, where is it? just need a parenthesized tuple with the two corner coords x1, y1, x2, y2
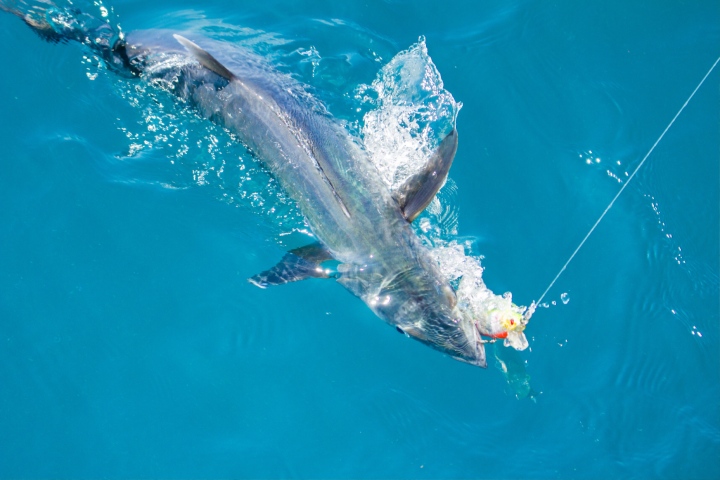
(0, 0, 137, 75)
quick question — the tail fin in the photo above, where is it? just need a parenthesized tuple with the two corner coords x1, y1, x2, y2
(0, 0, 137, 75)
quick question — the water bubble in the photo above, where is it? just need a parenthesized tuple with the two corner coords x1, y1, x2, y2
(359, 37, 460, 191)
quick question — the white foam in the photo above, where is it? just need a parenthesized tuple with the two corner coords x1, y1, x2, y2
(359, 37, 530, 351)
(358, 37, 460, 189)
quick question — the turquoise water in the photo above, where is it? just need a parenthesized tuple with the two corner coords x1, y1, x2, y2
(1, 0, 719, 478)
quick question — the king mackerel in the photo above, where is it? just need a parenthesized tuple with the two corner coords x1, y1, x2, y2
(1, 0, 531, 368)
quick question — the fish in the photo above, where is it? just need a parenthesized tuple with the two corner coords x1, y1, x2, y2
(0, 0, 522, 368)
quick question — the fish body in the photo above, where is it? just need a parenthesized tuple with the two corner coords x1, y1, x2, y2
(1, 2, 488, 367)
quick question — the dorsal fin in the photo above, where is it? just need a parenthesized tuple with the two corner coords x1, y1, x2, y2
(173, 34, 236, 81)
(394, 129, 458, 222)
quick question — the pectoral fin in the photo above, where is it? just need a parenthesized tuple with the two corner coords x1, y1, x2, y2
(249, 242, 335, 288)
(173, 34, 236, 81)
(394, 129, 458, 222)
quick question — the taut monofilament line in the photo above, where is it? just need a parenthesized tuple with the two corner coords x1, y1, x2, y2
(524, 55, 720, 323)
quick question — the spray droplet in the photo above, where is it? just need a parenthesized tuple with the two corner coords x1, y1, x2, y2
(561, 292, 570, 304)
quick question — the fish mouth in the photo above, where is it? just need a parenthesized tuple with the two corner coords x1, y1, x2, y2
(453, 342, 487, 368)
(470, 326, 488, 368)
(447, 317, 487, 368)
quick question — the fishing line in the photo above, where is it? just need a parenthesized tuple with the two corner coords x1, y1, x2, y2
(525, 55, 720, 320)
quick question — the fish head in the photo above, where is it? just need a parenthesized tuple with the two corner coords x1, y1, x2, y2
(340, 262, 487, 368)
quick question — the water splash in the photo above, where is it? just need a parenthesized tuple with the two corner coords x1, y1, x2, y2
(359, 37, 531, 354)
(358, 37, 461, 190)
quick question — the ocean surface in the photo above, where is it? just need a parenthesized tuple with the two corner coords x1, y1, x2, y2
(1, 0, 718, 478)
